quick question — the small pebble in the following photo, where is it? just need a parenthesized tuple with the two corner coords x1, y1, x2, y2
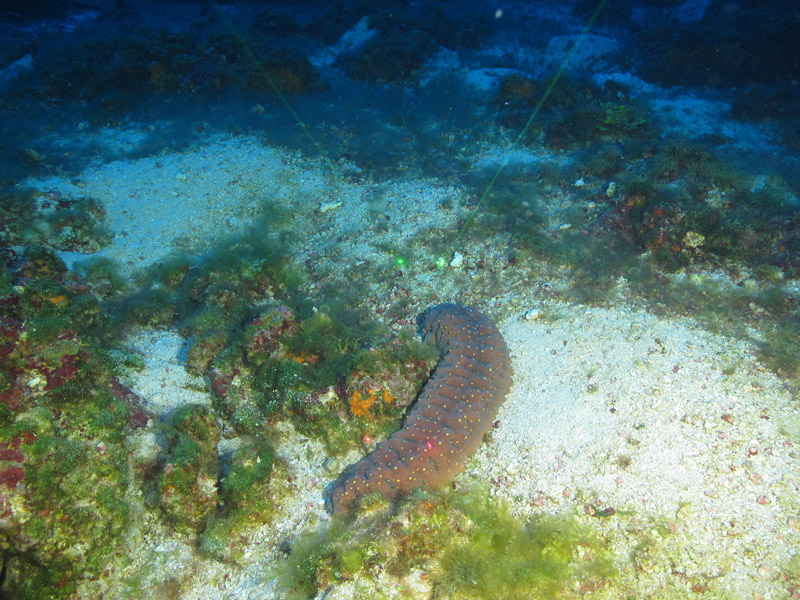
(757, 564, 775, 580)
(322, 457, 340, 477)
(319, 200, 343, 213)
(524, 308, 542, 321)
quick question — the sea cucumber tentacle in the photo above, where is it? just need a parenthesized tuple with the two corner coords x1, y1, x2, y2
(324, 303, 513, 515)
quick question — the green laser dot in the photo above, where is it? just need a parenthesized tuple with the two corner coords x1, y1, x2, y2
(436, 257, 447, 269)
(396, 257, 406, 267)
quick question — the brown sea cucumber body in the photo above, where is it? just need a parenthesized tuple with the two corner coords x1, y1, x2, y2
(324, 303, 513, 514)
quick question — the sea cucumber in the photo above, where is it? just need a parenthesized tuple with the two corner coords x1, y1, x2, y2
(324, 303, 513, 514)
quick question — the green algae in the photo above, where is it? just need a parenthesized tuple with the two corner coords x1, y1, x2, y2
(219, 440, 275, 507)
(287, 330, 437, 454)
(281, 308, 384, 385)
(139, 254, 194, 292)
(157, 404, 220, 534)
(758, 318, 800, 378)
(78, 256, 129, 299)
(277, 486, 617, 600)
(10, 249, 113, 344)
(593, 102, 649, 136)
(184, 293, 436, 456)
(110, 211, 305, 359)
(117, 286, 177, 328)
(185, 330, 230, 376)
(0, 247, 149, 598)
(200, 439, 281, 562)
(2, 405, 134, 598)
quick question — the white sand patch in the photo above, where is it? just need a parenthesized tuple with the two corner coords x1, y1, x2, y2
(26, 134, 460, 282)
(461, 66, 520, 92)
(26, 136, 304, 276)
(310, 16, 377, 68)
(650, 96, 768, 147)
(123, 328, 210, 415)
(461, 302, 799, 597)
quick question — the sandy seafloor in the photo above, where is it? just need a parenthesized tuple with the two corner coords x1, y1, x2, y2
(10, 4, 799, 597)
(24, 129, 800, 598)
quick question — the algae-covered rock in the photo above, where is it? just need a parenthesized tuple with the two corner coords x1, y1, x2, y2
(185, 331, 230, 376)
(219, 439, 274, 509)
(0, 246, 150, 599)
(0, 190, 112, 254)
(201, 439, 277, 562)
(207, 306, 302, 434)
(158, 404, 220, 534)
